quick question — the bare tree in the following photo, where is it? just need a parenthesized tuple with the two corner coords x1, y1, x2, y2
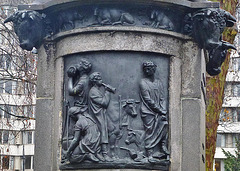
(0, 1, 36, 170)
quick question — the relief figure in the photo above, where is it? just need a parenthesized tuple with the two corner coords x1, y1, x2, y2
(93, 8, 135, 26)
(89, 72, 116, 162)
(64, 106, 101, 163)
(106, 98, 139, 159)
(67, 59, 92, 106)
(58, 9, 83, 31)
(139, 61, 169, 163)
(150, 10, 174, 31)
(62, 59, 92, 155)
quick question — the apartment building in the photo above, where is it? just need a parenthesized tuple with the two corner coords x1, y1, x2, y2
(213, 7, 240, 171)
(0, 1, 36, 170)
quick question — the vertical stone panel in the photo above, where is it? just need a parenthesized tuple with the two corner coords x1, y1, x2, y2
(34, 45, 55, 171)
(35, 99, 54, 171)
(182, 99, 204, 171)
(169, 56, 182, 171)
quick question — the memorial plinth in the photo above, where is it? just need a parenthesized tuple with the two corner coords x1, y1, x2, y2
(5, 0, 236, 170)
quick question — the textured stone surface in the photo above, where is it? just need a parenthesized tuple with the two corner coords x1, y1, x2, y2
(19, 0, 219, 10)
(36, 45, 55, 98)
(182, 98, 205, 171)
(34, 44, 56, 171)
(169, 56, 182, 171)
(62, 169, 161, 171)
(181, 48, 206, 171)
(33, 8, 206, 170)
(53, 57, 64, 170)
(34, 99, 54, 171)
(181, 41, 202, 98)
(55, 27, 185, 58)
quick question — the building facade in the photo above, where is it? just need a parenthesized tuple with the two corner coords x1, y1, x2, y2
(0, 1, 36, 170)
(213, 7, 240, 171)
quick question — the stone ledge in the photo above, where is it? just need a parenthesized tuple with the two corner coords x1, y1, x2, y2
(61, 169, 161, 171)
(18, 0, 219, 11)
(52, 26, 191, 42)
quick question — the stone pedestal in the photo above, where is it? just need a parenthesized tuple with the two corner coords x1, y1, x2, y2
(35, 27, 206, 171)
(12, 0, 224, 171)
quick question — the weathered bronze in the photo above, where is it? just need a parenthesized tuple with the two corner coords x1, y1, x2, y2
(4, 11, 45, 51)
(61, 52, 170, 170)
(139, 61, 169, 163)
(5, 3, 236, 76)
(184, 8, 236, 75)
(3, 1, 236, 170)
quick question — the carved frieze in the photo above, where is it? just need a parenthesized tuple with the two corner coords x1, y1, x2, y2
(5, 3, 237, 77)
(61, 52, 170, 170)
(4, 5, 179, 51)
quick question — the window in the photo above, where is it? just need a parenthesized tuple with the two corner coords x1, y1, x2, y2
(0, 131, 2, 143)
(233, 84, 240, 97)
(12, 81, 18, 94)
(237, 109, 240, 122)
(21, 156, 34, 170)
(232, 108, 240, 122)
(11, 106, 16, 117)
(2, 156, 9, 169)
(3, 131, 9, 144)
(0, 105, 19, 119)
(0, 33, 2, 44)
(0, 131, 16, 144)
(220, 108, 231, 122)
(0, 131, 10, 144)
(23, 106, 34, 117)
(32, 106, 36, 118)
(216, 134, 226, 147)
(0, 79, 18, 94)
(9, 132, 15, 145)
(0, 105, 3, 118)
(0, 55, 5, 68)
(0, 156, 15, 170)
(0, 80, 3, 93)
(4, 105, 11, 119)
(233, 58, 240, 71)
(24, 82, 29, 94)
(9, 156, 14, 170)
(233, 134, 240, 148)
(27, 106, 33, 117)
(16, 81, 30, 95)
(25, 156, 33, 169)
(5, 80, 12, 94)
(0, 54, 12, 70)
(27, 132, 33, 144)
(215, 160, 221, 171)
(22, 131, 34, 144)
(5, 55, 11, 70)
